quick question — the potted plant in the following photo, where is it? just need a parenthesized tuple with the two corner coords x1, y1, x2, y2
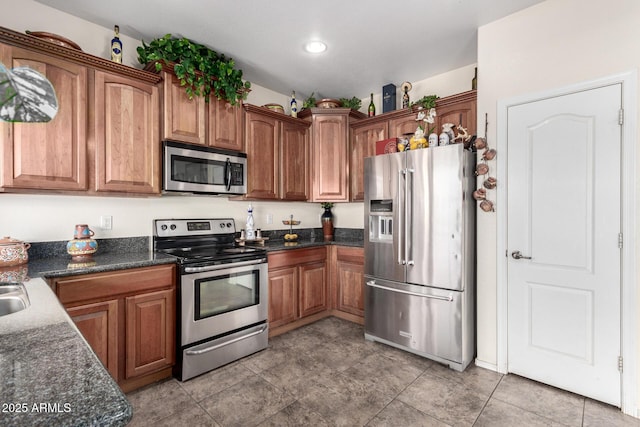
(137, 34, 251, 105)
(339, 96, 362, 111)
(410, 94, 438, 110)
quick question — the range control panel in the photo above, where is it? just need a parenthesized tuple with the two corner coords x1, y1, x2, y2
(154, 218, 236, 237)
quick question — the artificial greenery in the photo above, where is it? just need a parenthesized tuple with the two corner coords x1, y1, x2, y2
(320, 202, 334, 209)
(137, 34, 250, 105)
(302, 92, 316, 110)
(411, 94, 439, 110)
(339, 96, 362, 111)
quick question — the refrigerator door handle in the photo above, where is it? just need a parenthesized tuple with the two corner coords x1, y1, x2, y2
(366, 280, 454, 302)
(406, 168, 414, 266)
(397, 168, 405, 266)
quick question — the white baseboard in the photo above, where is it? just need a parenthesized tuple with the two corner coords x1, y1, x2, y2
(474, 358, 499, 373)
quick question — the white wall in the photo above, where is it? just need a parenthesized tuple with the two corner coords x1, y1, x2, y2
(1, 0, 474, 243)
(476, 0, 640, 411)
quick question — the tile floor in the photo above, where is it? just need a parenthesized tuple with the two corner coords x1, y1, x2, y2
(126, 317, 639, 426)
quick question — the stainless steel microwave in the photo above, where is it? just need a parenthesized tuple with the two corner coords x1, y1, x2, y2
(162, 140, 247, 195)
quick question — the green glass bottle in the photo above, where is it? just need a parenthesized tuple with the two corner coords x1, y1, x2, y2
(368, 93, 375, 117)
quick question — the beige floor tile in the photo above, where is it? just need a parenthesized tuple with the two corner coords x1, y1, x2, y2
(177, 361, 255, 402)
(199, 374, 295, 427)
(583, 399, 640, 426)
(258, 401, 332, 427)
(308, 337, 375, 372)
(153, 403, 220, 427)
(367, 400, 451, 427)
(397, 370, 489, 426)
(474, 399, 566, 427)
(127, 379, 195, 426)
(491, 374, 584, 426)
(258, 352, 334, 398)
(428, 362, 503, 397)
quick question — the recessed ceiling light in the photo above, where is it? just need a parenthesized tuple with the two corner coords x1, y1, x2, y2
(304, 41, 327, 54)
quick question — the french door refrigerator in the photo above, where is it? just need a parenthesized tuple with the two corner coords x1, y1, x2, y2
(364, 143, 476, 371)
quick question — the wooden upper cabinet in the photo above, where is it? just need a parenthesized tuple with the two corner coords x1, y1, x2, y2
(94, 70, 160, 194)
(242, 104, 310, 201)
(0, 45, 88, 191)
(350, 121, 387, 201)
(161, 70, 206, 145)
(306, 109, 352, 202)
(160, 68, 243, 151)
(281, 121, 309, 201)
(388, 114, 419, 139)
(435, 90, 477, 136)
(244, 109, 279, 199)
(209, 97, 243, 151)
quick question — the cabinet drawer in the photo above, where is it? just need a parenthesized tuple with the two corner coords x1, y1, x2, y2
(268, 247, 327, 270)
(55, 264, 176, 305)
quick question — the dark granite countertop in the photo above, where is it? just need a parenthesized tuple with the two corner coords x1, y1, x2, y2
(0, 278, 132, 426)
(263, 238, 364, 252)
(27, 251, 176, 279)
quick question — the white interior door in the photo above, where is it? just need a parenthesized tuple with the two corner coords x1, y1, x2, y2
(507, 84, 622, 406)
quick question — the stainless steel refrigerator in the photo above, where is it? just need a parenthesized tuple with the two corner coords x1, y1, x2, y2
(364, 143, 476, 371)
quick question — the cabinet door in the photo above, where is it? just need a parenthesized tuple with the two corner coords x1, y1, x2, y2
(161, 71, 206, 145)
(94, 70, 160, 194)
(388, 113, 418, 139)
(336, 247, 365, 317)
(281, 122, 308, 201)
(268, 266, 298, 328)
(310, 113, 349, 201)
(67, 299, 118, 379)
(436, 96, 477, 136)
(0, 46, 87, 190)
(299, 261, 327, 318)
(209, 98, 243, 151)
(244, 111, 279, 199)
(125, 288, 175, 379)
(350, 121, 387, 201)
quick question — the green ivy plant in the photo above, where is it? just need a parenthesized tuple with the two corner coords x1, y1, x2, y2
(339, 96, 361, 111)
(302, 92, 316, 110)
(410, 94, 439, 110)
(137, 34, 250, 105)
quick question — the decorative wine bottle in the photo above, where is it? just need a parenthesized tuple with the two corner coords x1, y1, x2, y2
(290, 91, 298, 118)
(111, 25, 122, 63)
(472, 67, 478, 90)
(245, 204, 255, 240)
(368, 93, 375, 117)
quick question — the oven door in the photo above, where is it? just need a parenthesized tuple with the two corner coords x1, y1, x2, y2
(181, 258, 267, 346)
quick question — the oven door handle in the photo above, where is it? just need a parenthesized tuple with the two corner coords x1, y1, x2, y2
(183, 258, 267, 273)
(185, 325, 268, 356)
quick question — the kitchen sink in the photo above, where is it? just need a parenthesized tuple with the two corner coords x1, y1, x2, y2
(0, 283, 30, 316)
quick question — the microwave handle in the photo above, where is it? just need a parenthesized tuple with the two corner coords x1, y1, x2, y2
(225, 158, 232, 191)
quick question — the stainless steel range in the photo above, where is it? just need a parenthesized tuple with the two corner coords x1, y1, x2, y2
(153, 218, 268, 381)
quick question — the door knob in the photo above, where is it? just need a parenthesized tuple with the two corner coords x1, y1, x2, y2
(511, 250, 532, 260)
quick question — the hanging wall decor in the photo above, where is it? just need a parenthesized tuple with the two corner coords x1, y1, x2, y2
(473, 113, 497, 212)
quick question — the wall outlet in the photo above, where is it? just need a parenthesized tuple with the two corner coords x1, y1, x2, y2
(266, 213, 273, 225)
(100, 215, 113, 230)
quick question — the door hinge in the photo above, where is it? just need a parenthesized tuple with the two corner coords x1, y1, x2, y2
(618, 233, 623, 249)
(619, 108, 624, 125)
(618, 356, 624, 372)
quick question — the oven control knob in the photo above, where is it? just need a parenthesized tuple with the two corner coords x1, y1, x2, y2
(226, 222, 232, 228)
(170, 224, 177, 230)
(219, 223, 225, 228)
(160, 224, 168, 231)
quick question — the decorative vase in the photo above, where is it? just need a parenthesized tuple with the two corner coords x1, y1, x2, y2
(321, 207, 334, 241)
(67, 224, 98, 261)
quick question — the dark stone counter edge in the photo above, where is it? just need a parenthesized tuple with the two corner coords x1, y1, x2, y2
(27, 240, 363, 279)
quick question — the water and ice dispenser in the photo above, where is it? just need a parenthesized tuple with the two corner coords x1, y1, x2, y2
(368, 199, 393, 242)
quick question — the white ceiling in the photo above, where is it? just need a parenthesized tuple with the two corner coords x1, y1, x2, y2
(35, 0, 544, 99)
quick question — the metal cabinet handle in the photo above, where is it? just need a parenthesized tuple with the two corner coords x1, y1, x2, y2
(511, 250, 532, 260)
(366, 280, 453, 301)
(185, 325, 267, 356)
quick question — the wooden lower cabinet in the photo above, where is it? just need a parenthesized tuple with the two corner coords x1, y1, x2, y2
(267, 247, 327, 334)
(67, 299, 118, 379)
(50, 264, 176, 392)
(333, 246, 365, 319)
(267, 245, 365, 335)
